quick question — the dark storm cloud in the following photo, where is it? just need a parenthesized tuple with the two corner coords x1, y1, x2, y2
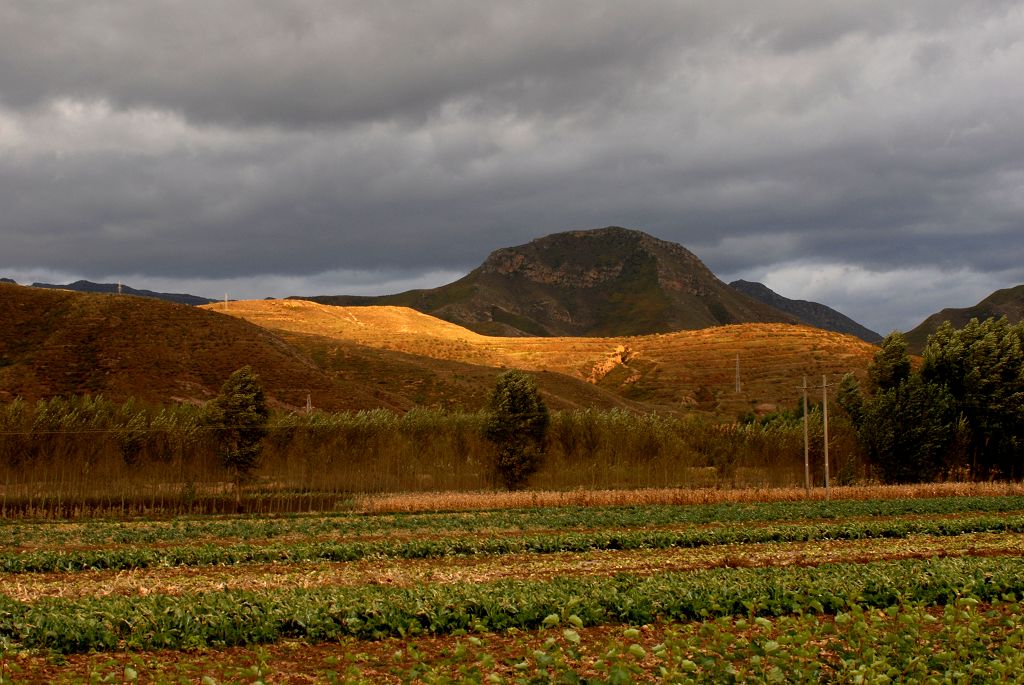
(1, 1, 1022, 332)
(0, 1, 698, 127)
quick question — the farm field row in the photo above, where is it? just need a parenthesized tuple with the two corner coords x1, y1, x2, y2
(2, 493, 1023, 682)
(4, 530, 1022, 604)
(6, 599, 1023, 684)
(4, 493, 1024, 549)
(3, 511, 1024, 574)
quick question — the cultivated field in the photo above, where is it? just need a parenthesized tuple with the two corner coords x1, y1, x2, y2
(3, 486, 1024, 683)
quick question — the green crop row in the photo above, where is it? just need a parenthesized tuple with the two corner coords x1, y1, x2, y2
(2, 512, 1023, 575)
(380, 599, 1024, 685)
(17, 598, 1024, 683)
(0, 556, 1022, 654)
(4, 494, 1024, 548)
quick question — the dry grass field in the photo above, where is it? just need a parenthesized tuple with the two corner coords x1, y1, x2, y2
(351, 481, 1024, 513)
(0, 283, 878, 416)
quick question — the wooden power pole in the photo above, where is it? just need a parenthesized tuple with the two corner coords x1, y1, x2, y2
(802, 376, 810, 494)
(822, 374, 831, 500)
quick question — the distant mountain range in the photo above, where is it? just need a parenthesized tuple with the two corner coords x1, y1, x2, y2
(729, 280, 882, 343)
(302, 227, 801, 336)
(29, 280, 216, 306)
(8, 227, 1019, 347)
(905, 284, 1024, 352)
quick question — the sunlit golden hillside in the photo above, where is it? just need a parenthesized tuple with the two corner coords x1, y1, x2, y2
(209, 299, 879, 416)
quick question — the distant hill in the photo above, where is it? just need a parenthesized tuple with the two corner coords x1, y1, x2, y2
(904, 284, 1024, 352)
(302, 227, 798, 336)
(729, 280, 882, 344)
(31, 279, 215, 306)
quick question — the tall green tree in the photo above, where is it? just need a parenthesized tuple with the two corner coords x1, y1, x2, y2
(209, 366, 270, 503)
(921, 317, 1024, 478)
(843, 334, 961, 484)
(858, 374, 959, 484)
(483, 370, 550, 490)
(835, 373, 865, 428)
(867, 332, 912, 393)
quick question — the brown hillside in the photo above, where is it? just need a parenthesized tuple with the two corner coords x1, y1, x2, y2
(0, 283, 641, 413)
(213, 299, 879, 416)
(0, 283, 378, 410)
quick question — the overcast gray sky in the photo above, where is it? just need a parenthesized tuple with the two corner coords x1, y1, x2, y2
(2, 1, 1022, 333)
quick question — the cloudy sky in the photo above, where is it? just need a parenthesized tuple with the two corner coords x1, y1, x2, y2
(2, 1, 1022, 333)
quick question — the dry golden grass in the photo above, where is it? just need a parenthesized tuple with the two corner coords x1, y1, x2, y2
(352, 482, 1024, 514)
(211, 299, 879, 415)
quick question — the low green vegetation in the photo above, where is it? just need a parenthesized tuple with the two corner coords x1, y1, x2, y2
(3, 493, 1021, 548)
(1, 555, 1022, 653)
(2, 511, 1024, 574)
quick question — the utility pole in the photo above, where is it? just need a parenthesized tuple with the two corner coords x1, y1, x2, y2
(224, 293, 229, 310)
(735, 354, 742, 394)
(799, 375, 833, 498)
(117, 281, 122, 295)
(306, 393, 312, 414)
(802, 376, 810, 494)
(822, 374, 831, 500)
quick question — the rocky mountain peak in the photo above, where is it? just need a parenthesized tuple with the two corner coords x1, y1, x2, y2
(477, 226, 715, 296)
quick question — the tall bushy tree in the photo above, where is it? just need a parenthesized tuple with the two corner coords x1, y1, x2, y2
(921, 318, 1024, 478)
(858, 375, 959, 484)
(867, 332, 912, 393)
(483, 370, 549, 489)
(209, 366, 269, 502)
(846, 334, 960, 484)
(835, 373, 865, 428)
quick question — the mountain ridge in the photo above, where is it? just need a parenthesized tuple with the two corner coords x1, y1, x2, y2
(905, 284, 1024, 352)
(729, 280, 882, 343)
(31, 279, 216, 306)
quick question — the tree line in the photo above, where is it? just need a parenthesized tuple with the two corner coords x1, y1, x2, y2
(838, 317, 1024, 483)
(0, 369, 840, 514)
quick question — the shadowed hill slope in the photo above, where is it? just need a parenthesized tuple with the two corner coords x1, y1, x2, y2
(303, 227, 798, 337)
(31, 279, 215, 306)
(0, 282, 386, 410)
